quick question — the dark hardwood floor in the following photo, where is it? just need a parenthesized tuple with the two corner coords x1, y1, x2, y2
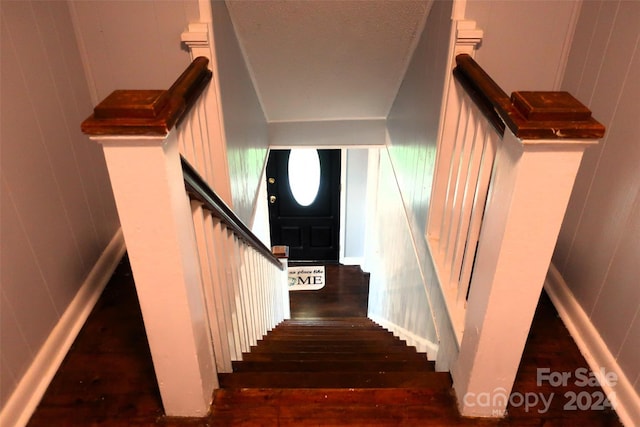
(288, 264, 369, 318)
(27, 256, 623, 426)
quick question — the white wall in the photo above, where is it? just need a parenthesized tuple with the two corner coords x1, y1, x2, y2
(0, 0, 120, 411)
(211, 1, 269, 225)
(269, 120, 387, 148)
(387, 0, 451, 243)
(384, 0, 454, 366)
(464, 0, 580, 93)
(552, 0, 640, 398)
(343, 149, 368, 262)
(364, 149, 438, 357)
(70, 0, 199, 103)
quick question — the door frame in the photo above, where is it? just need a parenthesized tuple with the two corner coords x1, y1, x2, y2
(251, 146, 381, 265)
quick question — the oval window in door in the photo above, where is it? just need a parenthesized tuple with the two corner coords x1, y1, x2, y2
(288, 149, 321, 207)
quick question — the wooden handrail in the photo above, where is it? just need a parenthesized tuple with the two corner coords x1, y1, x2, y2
(182, 157, 285, 271)
(81, 57, 212, 136)
(453, 54, 604, 140)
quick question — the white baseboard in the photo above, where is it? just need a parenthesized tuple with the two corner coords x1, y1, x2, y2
(545, 263, 640, 427)
(369, 314, 438, 361)
(340, 256, 364, 266)
(0, 229, 126, 427)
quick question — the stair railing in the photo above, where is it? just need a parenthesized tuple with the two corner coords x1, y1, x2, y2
(183, 157, 289, 374)
(430, 52, 605, 417)
(81, 57, 288, 418)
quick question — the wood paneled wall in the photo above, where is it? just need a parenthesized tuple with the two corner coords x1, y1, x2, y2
(463, 0, 580, 93)
(0, 0, 120, 410)
(552, 0, 640, 396)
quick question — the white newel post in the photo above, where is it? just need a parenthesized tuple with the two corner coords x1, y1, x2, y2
(450, 89, 603, 417)
(272, 245, 291, 320)
(96, 133, 217, 416)
(81, 60, 218, 417)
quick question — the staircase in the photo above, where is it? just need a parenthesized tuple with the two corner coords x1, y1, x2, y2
(212, 317, 456, 425)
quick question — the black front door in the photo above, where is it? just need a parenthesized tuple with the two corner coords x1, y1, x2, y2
(266, 149, 341, 261)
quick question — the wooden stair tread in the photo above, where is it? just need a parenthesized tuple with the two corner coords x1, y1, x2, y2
(223, 317, 447, 397)
(261, 336, 402, 343)
(214, 387, 453, 406)
(267, 328, 397, 333)
(232, 359, 434, 372)
(241, 351, 430, 362)
(252, 340, 408, 351)
(274, 320, 381, 325)
(249, 344, 416, 353)
(263, 335, 400, 342)
(211, 389, 460, 425)
(219, 371, 451, 389)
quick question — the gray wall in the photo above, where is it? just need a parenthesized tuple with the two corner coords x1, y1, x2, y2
(0, 0, 120, 409)
(366, 0, 454, 356)
(70, 0, 199, 103)
(464, 0, 579, 93)
(344, 149, 368, 260)
(553, 0, 640, 396)
(211, 0, 269, 224)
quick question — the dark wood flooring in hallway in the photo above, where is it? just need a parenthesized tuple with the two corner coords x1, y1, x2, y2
(27, 256, 623, 426)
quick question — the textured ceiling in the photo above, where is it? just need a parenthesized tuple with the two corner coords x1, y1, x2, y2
(226, 0, 431, 122)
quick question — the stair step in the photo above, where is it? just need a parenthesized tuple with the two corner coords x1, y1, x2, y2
(263, 331, 400, 339)
(219, 371, 451, 389)
(278, 319, 381, 327)
(262, 335, 401, 343)
(263, 334, 401, 340)
(212, 388, 459, 425)
(252, 340, 408, 351)
(247, 345, 419, 354)
(214, 387, 452, 406)
(241, 351, 430, 362)
(272, 326, 385, 331)
(231, 359, 435, 372)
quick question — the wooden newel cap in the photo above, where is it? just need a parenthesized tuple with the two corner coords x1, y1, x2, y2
(453, 54, 605, 140)
(272, 245, 289, 259)
(81, 57, 212, 137)
(505, 90, 605, 140)
(93, 90, 169, 119)
(511, 91, 592, 122)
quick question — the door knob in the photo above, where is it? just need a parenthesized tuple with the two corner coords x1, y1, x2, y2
(269, 195, 276, 204)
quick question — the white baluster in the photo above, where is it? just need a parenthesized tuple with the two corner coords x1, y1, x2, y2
(201, 212, 233, 372)
(211, 220, 240, 360)
(450, 113, 487, 292)
(458, 129, 498, 303)
(241, 245, 257, 346)
(230, 233, 249, 354)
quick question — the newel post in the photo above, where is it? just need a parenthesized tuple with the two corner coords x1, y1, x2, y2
(452, 92, 605, 417)
(81, 60, 217, 417)
(272, 245, 291, 320)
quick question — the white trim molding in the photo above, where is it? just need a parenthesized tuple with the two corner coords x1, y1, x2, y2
(0, 229, 126, 427)
(545, 263, 640, 427)
(369, 315, 439, 361)
(341, 257, 364, 266)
